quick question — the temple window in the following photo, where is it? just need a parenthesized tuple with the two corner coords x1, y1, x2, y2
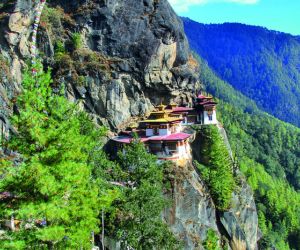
(168, 143, 177, 151)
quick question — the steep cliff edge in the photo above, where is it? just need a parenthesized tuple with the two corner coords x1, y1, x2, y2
(163, 129, 259, 250)
(0, 1, 258, 249)
(0, 0, 199, 130)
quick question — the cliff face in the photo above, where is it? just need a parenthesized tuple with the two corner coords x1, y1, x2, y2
(163, 131, 259, 250)
(0, 0, 199, 130)
(0, 0, 258, 249)
(164, 162, 220, 249)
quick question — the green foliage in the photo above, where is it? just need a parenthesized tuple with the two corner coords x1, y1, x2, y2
(192, 48, 300, 249)
(106, 139, 181, 250)
(240, 158, 300, 249)
(195, 53, 300, 190)
(40, 6, 74, 43)
(214, 93, 300, 249)
(54, 48, 111, 82)
(77, 75, 87, 86)
(0, 62, 117, 249)
(54, 40, 66, 60)
(198, 64, 300, 248)
(203, 229, 220, 250)
(219, 102, 300, 189)
(72, 33, 82, 50)
(184, 19, 300, 127)
(0, 54, 11, 82)
(73, 49, 111, 73)
(195, 126, 235, 211)
(40, 6, 64, 40)
(218, 102, 300, 250)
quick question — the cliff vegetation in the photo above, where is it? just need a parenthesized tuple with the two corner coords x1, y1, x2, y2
(195, 54, 300, 250)
(0, 63, 179, 249)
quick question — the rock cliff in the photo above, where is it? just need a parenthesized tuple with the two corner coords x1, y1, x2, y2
(163, 131, 259, 250)
(0, 0, 200, 131)
(164, 162, 220, 249)
(0, 0, 259, 249)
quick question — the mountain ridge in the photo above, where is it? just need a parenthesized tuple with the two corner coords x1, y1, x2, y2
(183, 17, 300, 127)
(182, 17, 300, 37)
(191, 40, 300, 250)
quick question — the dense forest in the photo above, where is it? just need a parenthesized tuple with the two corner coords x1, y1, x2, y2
(0, 63, 180, 249)
(183, 18, 300, 127)
(221, 103, 300, 250)
(195, 55, 300, 249)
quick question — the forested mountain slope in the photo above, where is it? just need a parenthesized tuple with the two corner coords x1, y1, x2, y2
(196, 55, 300, 249)
(183, 18, 300, 127)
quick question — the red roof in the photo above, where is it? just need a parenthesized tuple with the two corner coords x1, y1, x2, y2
(171, 107, 194, 112)
(200, 100, 217, 104)
(149, 133, 191, 141)
(203, 104, 217, 107)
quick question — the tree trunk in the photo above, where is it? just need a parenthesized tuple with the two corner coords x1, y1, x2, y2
(102, 209, 105, 250)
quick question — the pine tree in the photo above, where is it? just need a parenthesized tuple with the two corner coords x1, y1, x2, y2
(196, 125, 235, 211)
(0, 62, 116, 249)
(108, 138, 181, 250)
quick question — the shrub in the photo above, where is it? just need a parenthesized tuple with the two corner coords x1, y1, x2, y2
(71, 32, 82, 50)
(54, 40, 66, 60)
(77, 75, 87, 86)
(0, 55, 11, 81)
(203, 229, 220, 250)
(40, 6, 63, 33)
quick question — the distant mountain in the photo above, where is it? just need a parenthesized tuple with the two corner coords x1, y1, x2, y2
(194, 53, 300, 250)
(183, 18, 300, 127)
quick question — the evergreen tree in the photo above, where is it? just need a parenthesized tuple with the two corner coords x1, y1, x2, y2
(191, 52, 300, 248)
(0, 62, 116, 249)
(195, 125, 235, 211)
(108, 138, 181, 250)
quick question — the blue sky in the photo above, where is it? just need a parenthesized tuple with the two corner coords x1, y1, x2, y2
(168, 0, 300, 35)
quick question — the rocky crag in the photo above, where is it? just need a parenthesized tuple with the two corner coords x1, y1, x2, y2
(0, 0, 258, 249)
(0, 0, 199, 131)
(163, 130, 259, 250)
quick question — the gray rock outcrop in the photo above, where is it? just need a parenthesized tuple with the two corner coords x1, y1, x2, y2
(190, 129, 259, 250)
(219, 178, 259, 250)
(0, 0, 200, 130)
(163, 162, 259, 250)
(164, 163, 219, 250)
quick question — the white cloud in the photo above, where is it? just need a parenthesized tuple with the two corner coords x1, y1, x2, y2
(169, 0, 259, 13)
